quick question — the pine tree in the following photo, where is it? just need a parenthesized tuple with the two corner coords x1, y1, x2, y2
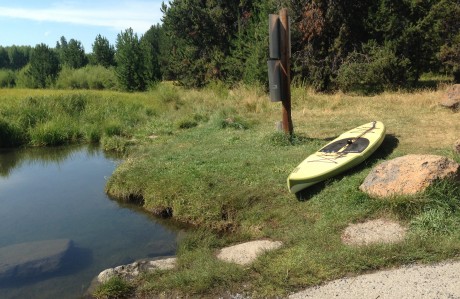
(29, 43, 60, 88)
(115, 28, 146, 91)
(91, 34, 116, 68)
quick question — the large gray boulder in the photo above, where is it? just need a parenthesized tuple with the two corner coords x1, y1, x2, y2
(360, 155, 460, 198)
(440, 84, 460, 111)
(0, 239, 72, 280)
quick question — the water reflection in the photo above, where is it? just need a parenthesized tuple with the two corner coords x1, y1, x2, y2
(0, 146, 179, 299)
(0, 145, 119, 177)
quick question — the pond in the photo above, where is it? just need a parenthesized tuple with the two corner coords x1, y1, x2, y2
(0, 146, 180, 298)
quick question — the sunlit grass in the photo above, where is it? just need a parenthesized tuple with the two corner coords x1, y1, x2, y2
(1, 83, 459, 297)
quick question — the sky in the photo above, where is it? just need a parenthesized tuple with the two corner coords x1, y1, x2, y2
(0, 0, 164, 52)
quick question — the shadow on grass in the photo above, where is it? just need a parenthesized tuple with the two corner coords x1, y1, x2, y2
(294, 134, 399, 201)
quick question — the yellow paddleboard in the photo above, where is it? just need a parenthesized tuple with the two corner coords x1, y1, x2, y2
(287, 121, 386, 193)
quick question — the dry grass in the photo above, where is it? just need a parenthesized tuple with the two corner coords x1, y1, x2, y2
(290, 88, 459, 154)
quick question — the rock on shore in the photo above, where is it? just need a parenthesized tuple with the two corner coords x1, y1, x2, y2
(360, 154, 460, 198)
(97, 257, 177, 283)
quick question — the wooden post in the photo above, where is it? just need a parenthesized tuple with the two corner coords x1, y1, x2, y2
(279, 9, 293, 135)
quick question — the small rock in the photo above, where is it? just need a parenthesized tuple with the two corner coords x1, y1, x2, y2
(217, 240, 283, 266)
(440, 84, 460, 111)
(454, 139, 460, 154)
(360, 155, 460, 198)
(225, 117, 235, 124)
(0, 239, 72, 280)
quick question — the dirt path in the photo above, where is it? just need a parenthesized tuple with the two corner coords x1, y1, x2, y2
(289, 259, 460, 298)
(290, 218, 460, 298)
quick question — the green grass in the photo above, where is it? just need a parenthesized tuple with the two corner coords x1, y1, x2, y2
(93, 276, 134, 299)
(0, 89, 165, 149)
(1, 83, 459, 297)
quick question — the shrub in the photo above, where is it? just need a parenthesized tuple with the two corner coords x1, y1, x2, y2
(336, 41, 411, 95)
(55, 65, 118, 90)
(15, 64, 38, 88)
(0, 69, 15, 87)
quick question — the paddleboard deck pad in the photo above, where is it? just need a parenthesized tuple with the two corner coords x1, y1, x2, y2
(287, 121, 386, 194)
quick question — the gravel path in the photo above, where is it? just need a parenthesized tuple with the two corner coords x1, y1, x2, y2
(289, 260, 460, 299)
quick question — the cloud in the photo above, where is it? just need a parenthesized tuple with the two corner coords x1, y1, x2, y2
(0, 1, 162, 33)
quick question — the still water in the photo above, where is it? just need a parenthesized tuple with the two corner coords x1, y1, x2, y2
(0, 146, 179, 298)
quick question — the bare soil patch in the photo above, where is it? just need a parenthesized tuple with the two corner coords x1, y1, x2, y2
(216, 240, 283, 265)
(341, 219, 407, 246)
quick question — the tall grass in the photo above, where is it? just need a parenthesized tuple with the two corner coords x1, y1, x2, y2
(0, 90, 155, 149)
(93, 276, 134, 299)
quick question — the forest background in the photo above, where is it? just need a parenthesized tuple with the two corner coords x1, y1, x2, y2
(0, 0, 459, 94)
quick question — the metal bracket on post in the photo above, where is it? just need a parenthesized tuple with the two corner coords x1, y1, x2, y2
(268, 59, 282, 102)
(269, 14, 280, 60)
(268, 14, 282, 102)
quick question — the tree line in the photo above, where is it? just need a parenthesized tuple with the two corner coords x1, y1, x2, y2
(0, 0, 459, 94)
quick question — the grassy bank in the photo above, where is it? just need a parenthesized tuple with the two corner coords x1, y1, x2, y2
(1, 84, 459, 297)
(0, 88, 171, 150)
